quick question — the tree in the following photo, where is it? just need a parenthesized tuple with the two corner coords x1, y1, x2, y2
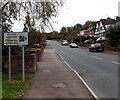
(1, 1, 64, 33)
(28, 29, 45, 46)
(2, 1, 64, 55)
(50, 31, 59, 39)
(45, 33, 52, 40)
(23, 15, 35, 32)
(60, 27, 67, 33)
(106, 25, 120, 47)
(74, 23, 82, 30)
(66, 26, 75, 35)
(65, 34, 73, 42)
(59, 27, 67, 39)
(2, 2, 17, 33)
(116, 16, 120, 21)
(83, 20, 96, 29)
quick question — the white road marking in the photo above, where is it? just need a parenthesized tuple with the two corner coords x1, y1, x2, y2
(73, 70, 99, 100)
(91, 56, 103, 60)
(112, 61, 120, 65)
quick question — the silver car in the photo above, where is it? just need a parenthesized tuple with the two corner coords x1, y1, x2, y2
(61, 40, 68, 45)
(69, 43, 78, 48)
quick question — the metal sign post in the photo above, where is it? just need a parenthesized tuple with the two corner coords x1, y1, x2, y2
(4, 32, 28, 82)
(8, 46, 11, 81)
(22, 46, 25, 82)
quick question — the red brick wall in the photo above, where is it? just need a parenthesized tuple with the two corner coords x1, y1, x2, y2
(2, 54, 37, 74)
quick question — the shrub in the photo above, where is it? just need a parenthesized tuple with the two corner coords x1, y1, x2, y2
(106, 25, 120, 47)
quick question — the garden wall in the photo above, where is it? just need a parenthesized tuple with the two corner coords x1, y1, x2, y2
(3, 54, 37, 74)
(104, 47, 120, 52)
(2, 49, 44, 74)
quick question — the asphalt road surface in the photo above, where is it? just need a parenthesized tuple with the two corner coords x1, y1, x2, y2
(48, 40, 119, 98)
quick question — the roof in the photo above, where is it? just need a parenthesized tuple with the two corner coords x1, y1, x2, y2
(84, 27, 95, 32)
(87, 27, 95, 31)
(100, 17, 118, 25)
(96, 17, 118, 26)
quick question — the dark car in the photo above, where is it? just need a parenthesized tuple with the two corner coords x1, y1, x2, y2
(89, 43, 104, 52)
(84, 39, 93, 43)
(32, 44, 41, 48)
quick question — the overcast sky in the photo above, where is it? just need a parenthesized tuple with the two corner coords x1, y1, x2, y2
(12, 0, 120, 32)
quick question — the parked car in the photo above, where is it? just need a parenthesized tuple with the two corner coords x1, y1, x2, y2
(69, 43, 78, 48)
(89, 43, 104, 52)
(84, 39, 93, 43)
(32, 44, 41, 48)
(96, 37, 106, 42)
(61, 40, 68, 45)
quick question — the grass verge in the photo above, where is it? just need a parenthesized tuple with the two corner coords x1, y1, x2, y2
(2, 73, 33, 98)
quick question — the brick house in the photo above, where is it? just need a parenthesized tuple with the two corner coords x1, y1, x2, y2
(84, 27, 95, 37)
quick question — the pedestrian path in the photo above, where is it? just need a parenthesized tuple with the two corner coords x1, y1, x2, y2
(23, 44, 95, 99)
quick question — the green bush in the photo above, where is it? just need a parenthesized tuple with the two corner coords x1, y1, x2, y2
(40, 42, 46, 46)
(106, 25, 120, 47)
(106, 40, 118, 47)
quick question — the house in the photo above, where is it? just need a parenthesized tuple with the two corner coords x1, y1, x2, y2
(76, 29, 85, 36)
(84, 27, 95, 37)
(94, 17, 118, 39)
(79, 30, 84, 36)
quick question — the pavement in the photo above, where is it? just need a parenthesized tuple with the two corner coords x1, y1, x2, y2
(104, 50, 120, 55)
(22, 44, 96, 99)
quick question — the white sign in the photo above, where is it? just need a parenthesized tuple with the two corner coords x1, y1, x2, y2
(4, 32, 28, 46)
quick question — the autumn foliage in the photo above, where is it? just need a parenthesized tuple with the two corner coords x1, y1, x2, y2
(28, 29, 45, 47)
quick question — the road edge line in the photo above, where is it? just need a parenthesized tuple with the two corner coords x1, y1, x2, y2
(73, 70, 99, 100)
(51, 45, 99, 100)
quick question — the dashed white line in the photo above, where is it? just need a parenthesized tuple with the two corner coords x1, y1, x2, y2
(112, 61, 120, 65)
(91, 56, 103, 60)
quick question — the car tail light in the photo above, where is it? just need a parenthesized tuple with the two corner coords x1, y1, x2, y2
(94, 46, 98, 48)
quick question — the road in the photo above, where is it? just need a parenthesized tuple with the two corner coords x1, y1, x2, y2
(48, 40, 119, 98)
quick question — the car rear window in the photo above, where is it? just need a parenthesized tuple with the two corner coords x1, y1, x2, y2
(91, 43, 102, 47)
(63, 40, 67, 42)
(95, 43, 101, 47)
(91, 44, 95, 47)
